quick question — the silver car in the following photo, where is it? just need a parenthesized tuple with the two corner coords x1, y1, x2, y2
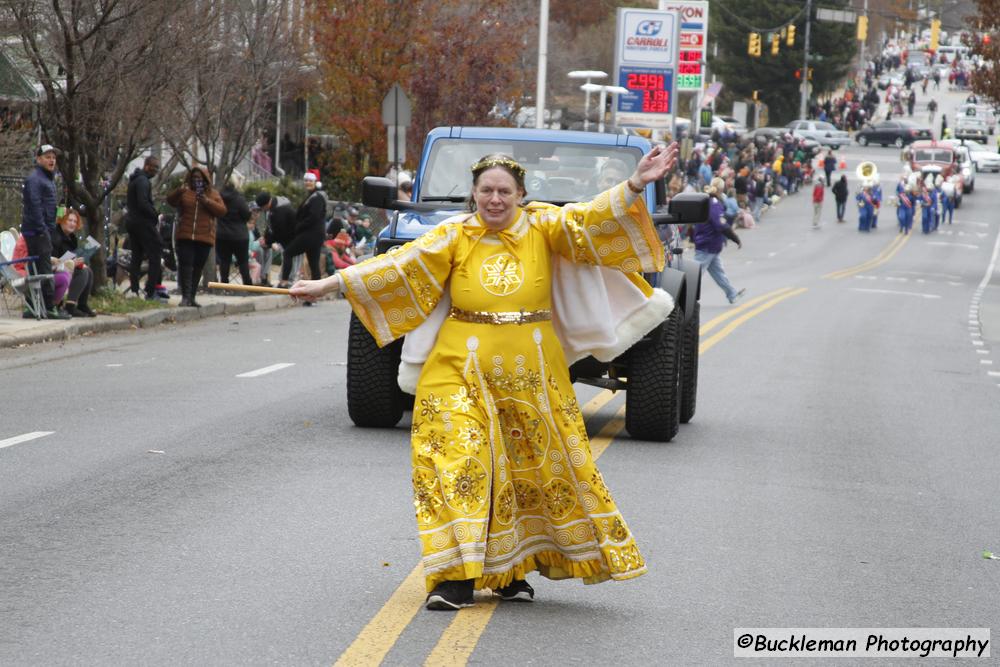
(786, 120, 850, 149)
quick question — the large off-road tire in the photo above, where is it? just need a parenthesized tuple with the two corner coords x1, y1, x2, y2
(679, 303, 700, 424)
(347, 312, 405, 428)
(625, 306, 681, 442)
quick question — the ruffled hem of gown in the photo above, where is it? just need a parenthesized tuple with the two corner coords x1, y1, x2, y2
(424, 550, 647, 592)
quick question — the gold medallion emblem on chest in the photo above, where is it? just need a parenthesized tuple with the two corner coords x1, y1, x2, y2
(479, 253, 523, 296)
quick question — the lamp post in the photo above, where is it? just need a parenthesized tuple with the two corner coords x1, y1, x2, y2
(582, 83, 630, 132)
(568, 70, 607, 131)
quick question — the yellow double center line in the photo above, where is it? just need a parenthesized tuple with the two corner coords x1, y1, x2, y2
(335, 287, 806, 666)
(823, 233, 910, 280)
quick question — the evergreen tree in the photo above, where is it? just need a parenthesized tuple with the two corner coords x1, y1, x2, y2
(709, 0, 857, 125)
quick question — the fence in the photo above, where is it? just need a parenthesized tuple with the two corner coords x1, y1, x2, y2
(0, 175, 22, 233)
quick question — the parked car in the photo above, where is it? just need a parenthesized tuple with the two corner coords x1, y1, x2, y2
(354, 126, 709, 442)
(954, 114, 989, 142)
(855, 119, 933, 147)
(907, 140, 964, 206)
(785, 119, 850, 149)
(747, 127, 821, 157)
(948, 139, 1000, 172)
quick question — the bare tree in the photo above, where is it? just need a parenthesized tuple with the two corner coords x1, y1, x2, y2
(2, 0, 200, 284)
(158, 0, 306, 186)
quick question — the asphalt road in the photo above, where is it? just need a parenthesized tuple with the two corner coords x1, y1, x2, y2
(3, 90, 1000, 666)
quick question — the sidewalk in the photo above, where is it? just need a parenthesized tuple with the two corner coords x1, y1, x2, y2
(0, 288, 299, 349)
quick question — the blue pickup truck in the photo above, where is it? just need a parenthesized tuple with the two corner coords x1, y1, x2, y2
(348, 126, 707, 441)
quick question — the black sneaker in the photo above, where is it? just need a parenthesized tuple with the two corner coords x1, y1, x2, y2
(46, 307, 72, 320)
(425, 579, 474, 611)
(75, 304, 97, 317)
(496, 579, 534, 602)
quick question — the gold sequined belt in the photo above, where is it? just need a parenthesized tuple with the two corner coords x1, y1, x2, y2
(448, 306, 552, 325)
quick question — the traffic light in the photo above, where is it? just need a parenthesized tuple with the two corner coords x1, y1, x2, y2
(930, 19, 941, 51)
(857, 15, 868, 41)
(794, 68, 801, 80)
(752, 90, 760, 102)
(786, 25, 796, 46)
(985, 34, 992, 45)
(748, 32, 761, 56)
(771, 33, 780, 55)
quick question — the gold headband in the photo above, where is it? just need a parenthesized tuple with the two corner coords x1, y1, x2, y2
(471, 157, 525, 179)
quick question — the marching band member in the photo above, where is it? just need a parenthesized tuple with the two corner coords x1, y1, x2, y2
(920, 176, 936, 234)
(939, 175, 955, 225)
(856, 183, 875, 233)
(896, 176, 914, 235)
(871, 176, 882, 230)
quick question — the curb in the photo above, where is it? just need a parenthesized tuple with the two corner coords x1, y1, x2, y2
(0, 294, 295, 349)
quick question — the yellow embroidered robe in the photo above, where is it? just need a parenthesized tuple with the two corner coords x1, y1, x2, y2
(340, 182, 664, 592)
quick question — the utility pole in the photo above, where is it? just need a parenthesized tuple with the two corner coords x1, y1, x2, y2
(800, 0, 813, 119)
(535, 0, 549, 129)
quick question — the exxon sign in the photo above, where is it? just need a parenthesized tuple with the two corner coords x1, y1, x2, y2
(620, 10, 676, 65)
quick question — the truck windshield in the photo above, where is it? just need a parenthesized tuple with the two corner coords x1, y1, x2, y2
(913, 149, 953, 162)
(420, 138, 641, 204)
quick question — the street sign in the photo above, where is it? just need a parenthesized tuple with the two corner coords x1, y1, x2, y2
(658, 1, 709, 91)
(612, 8, 680, 129)
(381, 83, 412, 127)
(816, 8, 856, 24)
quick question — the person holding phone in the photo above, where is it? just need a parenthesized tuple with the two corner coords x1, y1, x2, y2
(166, 166, 226, 307)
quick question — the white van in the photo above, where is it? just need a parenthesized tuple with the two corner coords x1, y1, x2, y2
(937, 45, 969, 63)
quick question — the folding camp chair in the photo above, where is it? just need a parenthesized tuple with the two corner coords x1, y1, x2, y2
(0, 242, 54, 319)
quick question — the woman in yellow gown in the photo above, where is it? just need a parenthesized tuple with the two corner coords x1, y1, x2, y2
(291, 145, 677, 610)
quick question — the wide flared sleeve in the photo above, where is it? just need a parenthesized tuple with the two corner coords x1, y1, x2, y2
(339, 222, 459, 347)
(529, 181, 665, 274)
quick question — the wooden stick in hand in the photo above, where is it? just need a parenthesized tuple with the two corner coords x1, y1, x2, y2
(206, 281, 291, 295)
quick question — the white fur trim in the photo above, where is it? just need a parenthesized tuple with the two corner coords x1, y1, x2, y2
(397, 360, 422, 395)
(587, 288, 675, 362)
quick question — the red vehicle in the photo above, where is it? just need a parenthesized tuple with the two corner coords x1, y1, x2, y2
(907, 140, 964, 206)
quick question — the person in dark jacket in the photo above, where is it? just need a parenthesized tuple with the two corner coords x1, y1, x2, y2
(823, 150, 837, 187)
(20, 144, 69, 318)
(125, 156, 166, 301)
(832, 175, 849, 222)
(277, 172, 326, 288)
(693, 177, 745, 305)
(166, 165, 227, 307)
(51, 208, 95, 317)
(216, 179, 253, 286)
(255, 192, 293, 286)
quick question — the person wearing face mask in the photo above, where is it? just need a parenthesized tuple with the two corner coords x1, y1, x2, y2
(166, 166, 226, 307)
(292, 146, 678, 612)
(275, 171, 326, 290)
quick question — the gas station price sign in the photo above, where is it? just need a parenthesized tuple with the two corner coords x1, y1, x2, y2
(618, 66, 673, 114)
(678, 46, 702, 89)
(658, 1, 709, 91)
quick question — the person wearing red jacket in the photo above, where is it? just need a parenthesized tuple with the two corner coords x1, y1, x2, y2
(812, 180, 825, 229)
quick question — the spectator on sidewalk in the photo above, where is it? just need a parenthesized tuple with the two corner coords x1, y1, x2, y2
(216, 176, 253, 287)
(51, 208, 95, 317)
(276, 172, 326, 291)
(166, 166, 227, 307)
(20, 144, 70, 319)
(694, 177, 746, 305)
(254, 191, 292, 286)
(125, 156, 167, 302)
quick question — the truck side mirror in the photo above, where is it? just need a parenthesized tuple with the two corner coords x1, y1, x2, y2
(362, 176, 397, 209)
(668, 192, 710, 224)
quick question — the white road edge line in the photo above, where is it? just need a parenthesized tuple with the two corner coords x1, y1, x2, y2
(236, 363, 295, 378)
(975, 219, 1000, 292)
(0, 431, 55, 450)
(850, 288, 941, 299)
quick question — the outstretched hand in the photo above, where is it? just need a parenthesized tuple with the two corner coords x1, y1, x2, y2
(632, 142, 679, 187)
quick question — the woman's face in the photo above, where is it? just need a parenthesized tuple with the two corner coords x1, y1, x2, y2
(473, 168, 522, 230)
(61, 213, 80, 233)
